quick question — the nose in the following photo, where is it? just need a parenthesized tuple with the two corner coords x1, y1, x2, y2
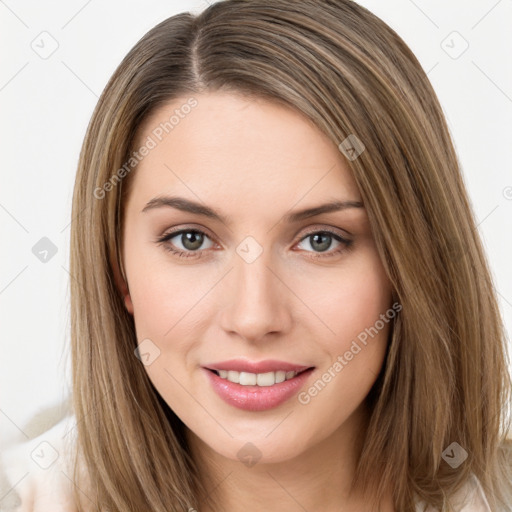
(219, 249, 293, 343)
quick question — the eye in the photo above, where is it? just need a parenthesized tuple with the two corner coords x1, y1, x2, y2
(156, 227, 353, 260)
(294, 229, 353, 259)
(156, 228, 215, 259)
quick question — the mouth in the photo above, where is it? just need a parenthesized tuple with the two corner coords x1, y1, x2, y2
(202, 359, 316, 411)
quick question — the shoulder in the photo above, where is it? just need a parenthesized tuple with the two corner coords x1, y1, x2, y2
(414, 473, 492, 512)
(0, 410, 79, 512)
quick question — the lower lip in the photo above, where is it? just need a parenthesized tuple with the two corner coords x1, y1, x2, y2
(203, 368, 315, 411)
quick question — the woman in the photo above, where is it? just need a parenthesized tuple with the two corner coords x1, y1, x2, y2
(3, 0, 511, 510)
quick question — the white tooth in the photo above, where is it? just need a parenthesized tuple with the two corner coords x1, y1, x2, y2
(220, 369, 302, 386)
(257, 372, 276, 386)
(275, 370, 286, 383)
(227, 370, 240, 383)
(239, 372, 257, 385)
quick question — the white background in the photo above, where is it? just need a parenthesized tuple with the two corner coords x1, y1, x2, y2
(1, 0, 511, 448)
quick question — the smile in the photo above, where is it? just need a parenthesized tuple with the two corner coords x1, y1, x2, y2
(203, 359, 315, 411)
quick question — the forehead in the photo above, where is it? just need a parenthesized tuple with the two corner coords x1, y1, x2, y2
(129, 91, 361, 211)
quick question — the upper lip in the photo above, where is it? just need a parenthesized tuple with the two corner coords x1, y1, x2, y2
(204, 359, 313, 374)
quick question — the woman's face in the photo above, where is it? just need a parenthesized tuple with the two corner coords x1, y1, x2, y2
(120, 91, 393, 464)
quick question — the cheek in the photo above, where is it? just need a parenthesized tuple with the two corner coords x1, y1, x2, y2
(293, 248, 392, 407)
(294, 248, 392, 348)
(125, 260, 210, 412)
(125, 249, 222, 387)
(126, 245, 210, 340)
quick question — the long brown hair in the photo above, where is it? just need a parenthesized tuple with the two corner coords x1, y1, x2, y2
(69, 1, 512, 510)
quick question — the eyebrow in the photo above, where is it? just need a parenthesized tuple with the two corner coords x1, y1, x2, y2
(141, 196, 364, 224)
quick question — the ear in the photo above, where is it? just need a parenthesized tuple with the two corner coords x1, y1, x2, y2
(111, 249, 134, 315)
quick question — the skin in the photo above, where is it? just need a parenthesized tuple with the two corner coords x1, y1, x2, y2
(119, 91, 395, 511)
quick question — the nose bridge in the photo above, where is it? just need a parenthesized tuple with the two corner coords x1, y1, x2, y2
(219, 241, 291, 341)
(237, 249, 274, 300)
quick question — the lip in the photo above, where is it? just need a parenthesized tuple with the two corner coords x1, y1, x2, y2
(202, 361, 315, 412)
(203, 359, 311, 374)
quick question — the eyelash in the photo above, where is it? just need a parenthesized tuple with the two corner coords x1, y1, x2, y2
(155, 227, 353, 260)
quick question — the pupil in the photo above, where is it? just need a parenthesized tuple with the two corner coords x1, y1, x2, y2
(182, 231, 203, 250)
(311, 233, 331, 252)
